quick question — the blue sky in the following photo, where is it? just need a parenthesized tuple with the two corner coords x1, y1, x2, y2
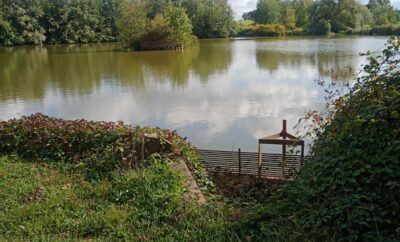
(229, 0, 400, 19)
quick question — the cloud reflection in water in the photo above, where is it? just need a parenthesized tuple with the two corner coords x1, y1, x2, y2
(0, 36, 388, 151)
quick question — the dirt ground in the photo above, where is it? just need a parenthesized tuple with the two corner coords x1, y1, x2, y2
(210, 173, 285, 202)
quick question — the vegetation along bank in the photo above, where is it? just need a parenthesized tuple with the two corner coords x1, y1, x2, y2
(0, 0, 399, 49)
(0, 0, 233, 49)
(238, 0, 400, 36)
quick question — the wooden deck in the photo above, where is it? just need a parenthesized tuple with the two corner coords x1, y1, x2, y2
(197, 149, 303, 179)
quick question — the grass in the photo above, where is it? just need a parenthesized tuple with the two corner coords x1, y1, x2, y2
(0, 156, 238, 241)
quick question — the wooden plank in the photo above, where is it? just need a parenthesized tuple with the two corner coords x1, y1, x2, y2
(259, 139, 304, 145)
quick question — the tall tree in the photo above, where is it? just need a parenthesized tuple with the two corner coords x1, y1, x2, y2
(281, 1, 297, 30)
(367, 0, 398, 25)
(3, 0, 46, 44)
(0, 1, 16, 45)
(191, 0, 234, 38)
(254, 0, 281, 24)
(294, 0, 311, 29)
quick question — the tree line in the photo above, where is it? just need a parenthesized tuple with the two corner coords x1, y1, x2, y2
(0, 0, 234, 48)
(241, 0, 400, 35)
(1, 0, 398, 47)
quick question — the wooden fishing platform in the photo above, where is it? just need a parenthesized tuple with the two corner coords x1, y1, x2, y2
(198, 120, 305, 179)
(197, 149, 303, 179)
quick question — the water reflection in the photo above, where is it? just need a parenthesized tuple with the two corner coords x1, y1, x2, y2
(0, 40, 233, 100)
(255, 37, 371, 80)
(0, 36, 387, 151)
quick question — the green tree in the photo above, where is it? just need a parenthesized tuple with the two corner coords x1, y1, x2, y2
(356, 4, 374, 28)
(368, 0, 398, 25)
(294, 0, 311, 29)
(191, 0, 234, 38)
(309, 0, 335, 34)
(242, 10, 257, 20)
(254, 0, 282, 24)
(3, 0, 46, 45)
(0, 2, 16, 46)
(117, 1, 147, 49)
(333, 0, 364, 31)
(165, 6, 194, 47)
(281, 1, 297, 30)
(143, 0, 169, 18)
(309, 0, 375, 34)
(118, 1, 195, 50)
(98, 0, 123, 42)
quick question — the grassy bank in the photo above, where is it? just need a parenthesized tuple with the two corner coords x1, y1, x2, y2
(0, 156, 237, 241)
(0, 114, 242, 241)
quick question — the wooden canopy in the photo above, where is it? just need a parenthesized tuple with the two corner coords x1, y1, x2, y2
(258, 120, 305, 178)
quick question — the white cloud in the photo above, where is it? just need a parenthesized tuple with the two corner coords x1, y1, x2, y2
(229, 0, 257, 19)
(392, 0, 400, 8)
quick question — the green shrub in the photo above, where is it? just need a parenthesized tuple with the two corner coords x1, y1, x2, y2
(118, 3, 196, 50)
(344, 26, 372, 35)
(310, 19, 332, 35)
(191, 0, 234, 39)
(0, 113, 214, 191)
(370, 24, 400, 35)
(240, 38, 400, 241)
(236, 23, 288, 37)
(0, 113, 137, 164)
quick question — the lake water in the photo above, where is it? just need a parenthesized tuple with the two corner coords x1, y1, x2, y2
(0, 36, 388, 151)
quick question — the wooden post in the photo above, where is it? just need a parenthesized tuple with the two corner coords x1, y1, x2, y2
(282, 120, 287, 178)
(238, 148, 242, 175)
(258, 142, 262, 179)
(300, 143, 305, 169)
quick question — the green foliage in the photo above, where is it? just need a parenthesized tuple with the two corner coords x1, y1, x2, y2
(370, 24, 400, 35)
(307, 0, 378, 34)
(281, 2, 297, 30)
(0, 6, 15, 46)
(368, 0, 398, 25)
(240, 37, 400, 241)
(189, 0, 234, 38)
(0, 157, 236, 241)
(118, 1, 196, 50)
(294, 0, 311, 30)
(254, 0, 282, 24)
(0, 113, 136, 164)
(0, 0, 45, 45)
(310, 19, 332, 35)
(0, 113, 214, 192)
(117, 1, 147, 50)
(244, 0, 398, 35)
(236, 23, 289, 37)
(0, 0, 121, 46)
(0, 0, 234, 46)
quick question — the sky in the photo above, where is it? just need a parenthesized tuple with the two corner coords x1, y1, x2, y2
(229, 0, 400, 19)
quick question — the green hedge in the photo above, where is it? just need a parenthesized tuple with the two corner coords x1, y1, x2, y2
(0, 113, 213, 190)
(370, 25, 400, 35)
(235, 24, 291, 37)
(0, 114, 147, 164)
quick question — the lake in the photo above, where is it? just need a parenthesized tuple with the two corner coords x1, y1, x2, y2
(0, 36, 388, 151)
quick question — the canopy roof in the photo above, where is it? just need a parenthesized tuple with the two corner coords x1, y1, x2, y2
(258, 120, 304, 146)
